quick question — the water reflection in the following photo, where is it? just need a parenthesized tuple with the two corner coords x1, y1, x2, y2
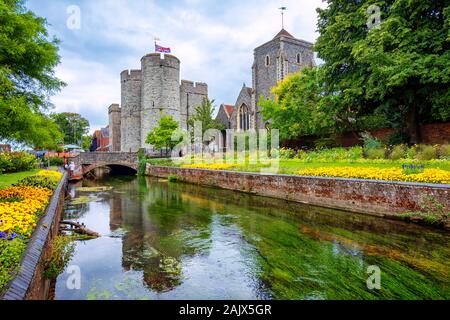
(54, 176, 450, 300)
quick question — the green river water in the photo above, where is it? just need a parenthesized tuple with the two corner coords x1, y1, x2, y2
(54, 175, 449, 300)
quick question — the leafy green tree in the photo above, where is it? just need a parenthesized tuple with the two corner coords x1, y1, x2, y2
(51, 113, 90, 146)
(260, 68, 335, 141)
(0, 0, 65, 148)
(82, 135, 92, 151)
(146, 115, 183, 153)
(188, 98, 225, 135)
(315, 0, 450, 144)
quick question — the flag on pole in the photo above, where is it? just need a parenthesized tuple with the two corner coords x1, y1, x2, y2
(155, 44, 171, 53)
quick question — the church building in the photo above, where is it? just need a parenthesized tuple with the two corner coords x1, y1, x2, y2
(216, 28, 315, 133)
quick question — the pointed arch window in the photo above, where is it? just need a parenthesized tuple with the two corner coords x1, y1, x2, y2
(265, 55, 270, 67)
(238, 104, 250, 131)
(297, 53, 302, 64)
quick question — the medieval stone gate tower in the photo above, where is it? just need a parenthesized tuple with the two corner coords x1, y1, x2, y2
(140, 54, 181, 150)
(110, 53, 208, 152)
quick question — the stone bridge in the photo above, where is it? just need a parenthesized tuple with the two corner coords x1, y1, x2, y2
(70, 152, 139, 176)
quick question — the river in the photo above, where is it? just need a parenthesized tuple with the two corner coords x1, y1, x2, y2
(54, 175, 449, 300)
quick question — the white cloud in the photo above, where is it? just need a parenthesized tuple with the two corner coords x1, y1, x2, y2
(28, 0, 327, 132)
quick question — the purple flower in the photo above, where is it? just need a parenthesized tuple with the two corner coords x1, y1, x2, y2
(8, 233, 18, 241)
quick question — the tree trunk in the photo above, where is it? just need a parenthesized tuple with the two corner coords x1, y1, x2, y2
(406, 104, 421, 145)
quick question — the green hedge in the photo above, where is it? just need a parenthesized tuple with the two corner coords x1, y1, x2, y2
(0, 152, 36, 174)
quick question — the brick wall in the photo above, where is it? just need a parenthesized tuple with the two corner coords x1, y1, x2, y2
(146, 166, 450, 222)
(283, 122, 450, 149)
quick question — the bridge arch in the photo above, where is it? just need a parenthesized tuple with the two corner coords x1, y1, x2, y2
(82, 162, 138, 176)
(69, 152, 141, 177)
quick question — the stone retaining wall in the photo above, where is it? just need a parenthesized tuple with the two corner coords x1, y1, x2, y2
(2, 172, 68, 300)
(146, 166, 450, 219)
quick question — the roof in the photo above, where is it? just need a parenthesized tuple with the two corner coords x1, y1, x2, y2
(273, 28, 294, 40)
(224, 105, 234, 118)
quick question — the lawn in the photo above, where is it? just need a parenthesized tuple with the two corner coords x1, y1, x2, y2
(0, 169, 40, 189)
(149, 158, 450, 174)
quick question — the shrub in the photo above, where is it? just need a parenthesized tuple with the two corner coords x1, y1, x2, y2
(47, 157, 64, 167)
(415, 145, 438, 161)
(365, 148, 386, 160)
(439, 145, 450, 159)
(14, 176, 59, 190)
(347, 146, 364, 161)
(43, 235, 75, 279)
(0, 152, 36, 174)
(405, 146, 417, 159)
(390, 145, 407, 160)
(360, 132, 383, 149)
(279, 148, 297, 159)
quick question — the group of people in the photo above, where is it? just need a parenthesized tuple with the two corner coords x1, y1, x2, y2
(64, 161, 77, 177)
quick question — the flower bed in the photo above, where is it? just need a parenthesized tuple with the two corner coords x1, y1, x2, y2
(181, 163, 240, 170)
(297, 167, 450, 185)
(0, 170, 62, 291)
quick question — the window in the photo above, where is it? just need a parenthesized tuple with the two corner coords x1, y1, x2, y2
(238, 104, 250, 131)
(297, 53, 302, 64)
(265, 55, 270, 67)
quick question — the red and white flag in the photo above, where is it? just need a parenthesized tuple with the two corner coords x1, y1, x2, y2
(155, 44, 171, 53)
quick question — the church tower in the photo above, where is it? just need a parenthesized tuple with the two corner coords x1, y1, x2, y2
(252, 29, 315, 129)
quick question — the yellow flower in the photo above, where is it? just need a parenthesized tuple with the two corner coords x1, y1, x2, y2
(0, 186, 52, 236)
(297, 167, 450, 184)
(181, 163, 239, 170)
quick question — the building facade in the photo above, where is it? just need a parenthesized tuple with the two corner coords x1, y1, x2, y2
(109, 53, 208, 152)
(217, 29, 315, 133)
(90, 126, 110, 152)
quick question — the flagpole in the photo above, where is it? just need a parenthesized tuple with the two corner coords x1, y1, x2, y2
(279, 7, 287, 29)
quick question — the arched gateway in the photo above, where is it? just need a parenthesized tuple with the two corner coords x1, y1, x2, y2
(69, 152, 139, 177)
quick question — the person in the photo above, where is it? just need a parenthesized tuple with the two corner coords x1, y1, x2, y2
(69, 161, 76, 177)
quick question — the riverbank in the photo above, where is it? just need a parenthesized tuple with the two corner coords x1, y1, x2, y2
(146, 165, 450, 229)
(1, 170, 67, 300)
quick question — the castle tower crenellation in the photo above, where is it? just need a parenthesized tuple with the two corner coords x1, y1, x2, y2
(110, 53, 208, 153)
(140, 53, 181, 149)
(108, 104, 121, 152)
(109, 28, 314, 152)
(121, 68, 142, 152)
(180, 80, 208, 131)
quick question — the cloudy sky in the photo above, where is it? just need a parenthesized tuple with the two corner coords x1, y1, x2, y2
(26, 0, 327, 133)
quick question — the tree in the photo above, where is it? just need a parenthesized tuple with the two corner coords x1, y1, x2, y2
(188, 98, 225, 136)
(0, 0, 65, 148)
(51, 113, 90, 146)
(260, 68, 335, 141)
(82, 135, 92, 151)
(315, 0, 450, 144)
(146, 115, 183, 153)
